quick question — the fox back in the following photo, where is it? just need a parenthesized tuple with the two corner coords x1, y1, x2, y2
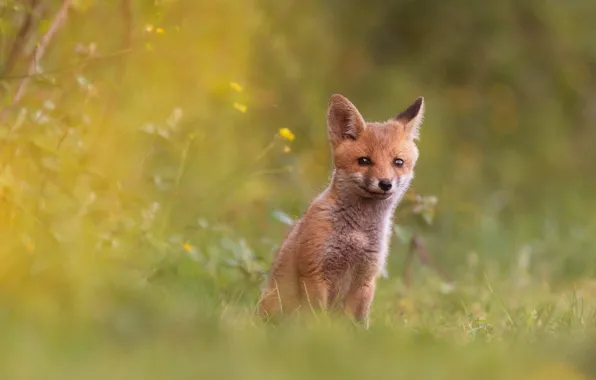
(257, 94, 425, 327)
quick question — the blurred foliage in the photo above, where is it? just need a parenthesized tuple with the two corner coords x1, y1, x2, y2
(0, 2, 596, 376)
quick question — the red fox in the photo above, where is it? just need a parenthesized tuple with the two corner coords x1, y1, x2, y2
(257, 94, 425, 327)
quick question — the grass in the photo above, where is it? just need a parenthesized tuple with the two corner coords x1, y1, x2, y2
(2, 254, 596, 380)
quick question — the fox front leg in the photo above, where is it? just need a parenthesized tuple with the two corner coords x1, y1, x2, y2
(345, 279, 376, 328)
(300, 276, 330, 313)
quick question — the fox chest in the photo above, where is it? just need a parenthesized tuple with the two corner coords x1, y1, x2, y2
(323, 224, 390, 277)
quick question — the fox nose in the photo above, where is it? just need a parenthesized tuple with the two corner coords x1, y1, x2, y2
(378, 179, 392, 192)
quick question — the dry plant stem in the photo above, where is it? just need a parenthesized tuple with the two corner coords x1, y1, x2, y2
(1, 0, 73, 213)
(0, 0, 72, 122)
(403, 234, 451, 287)
(1, 0, 42, 77)
(403, 238, 415, 287)
(120, 0, 133, 67)
(2, 48, 133, 80)
(12, 0, 71, 106)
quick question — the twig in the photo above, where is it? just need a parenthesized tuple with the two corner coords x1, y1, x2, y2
(403, 233, 451, 287)
(1, 48, 133, 80)
(1, 0, 43, 77)
(12, 0, 72, 106)
(403, 238, 416, 287)
(121, 0, 133, 62)
(0, 0, 72, 121)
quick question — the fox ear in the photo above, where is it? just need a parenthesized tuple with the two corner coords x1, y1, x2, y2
(395, 96, 424, 140)
(327, 94, 366, 147)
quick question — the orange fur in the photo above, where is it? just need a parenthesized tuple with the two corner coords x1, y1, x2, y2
(257, 94, 425, 327)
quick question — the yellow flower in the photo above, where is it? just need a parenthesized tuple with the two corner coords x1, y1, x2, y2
(233, 102, 247, 113)
(145, 24, 154, 32)
(183, 243, 193, 252)
(279, 128, 295, 141)
(283, 145, 291, 153)
(229, 82, 243, 92)
(156, 27, 165, 34)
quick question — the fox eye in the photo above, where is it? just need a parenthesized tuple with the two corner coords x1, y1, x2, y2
(357, 157, 372, 166)
(393, 158, 405, 168)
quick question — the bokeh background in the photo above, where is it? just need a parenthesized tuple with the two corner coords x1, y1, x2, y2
(1, 1, 596, 378)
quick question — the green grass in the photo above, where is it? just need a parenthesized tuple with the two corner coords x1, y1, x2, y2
(2, 261, 596, 380)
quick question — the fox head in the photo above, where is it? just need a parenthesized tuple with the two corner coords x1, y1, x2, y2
(326, 94, 424, 201)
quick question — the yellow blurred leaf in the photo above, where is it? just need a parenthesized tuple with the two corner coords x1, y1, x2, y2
(233, 102, 247, 113)
(230, 82, 244, 92)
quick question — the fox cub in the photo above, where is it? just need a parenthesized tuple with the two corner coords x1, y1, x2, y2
(257, 94, 425, 326)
